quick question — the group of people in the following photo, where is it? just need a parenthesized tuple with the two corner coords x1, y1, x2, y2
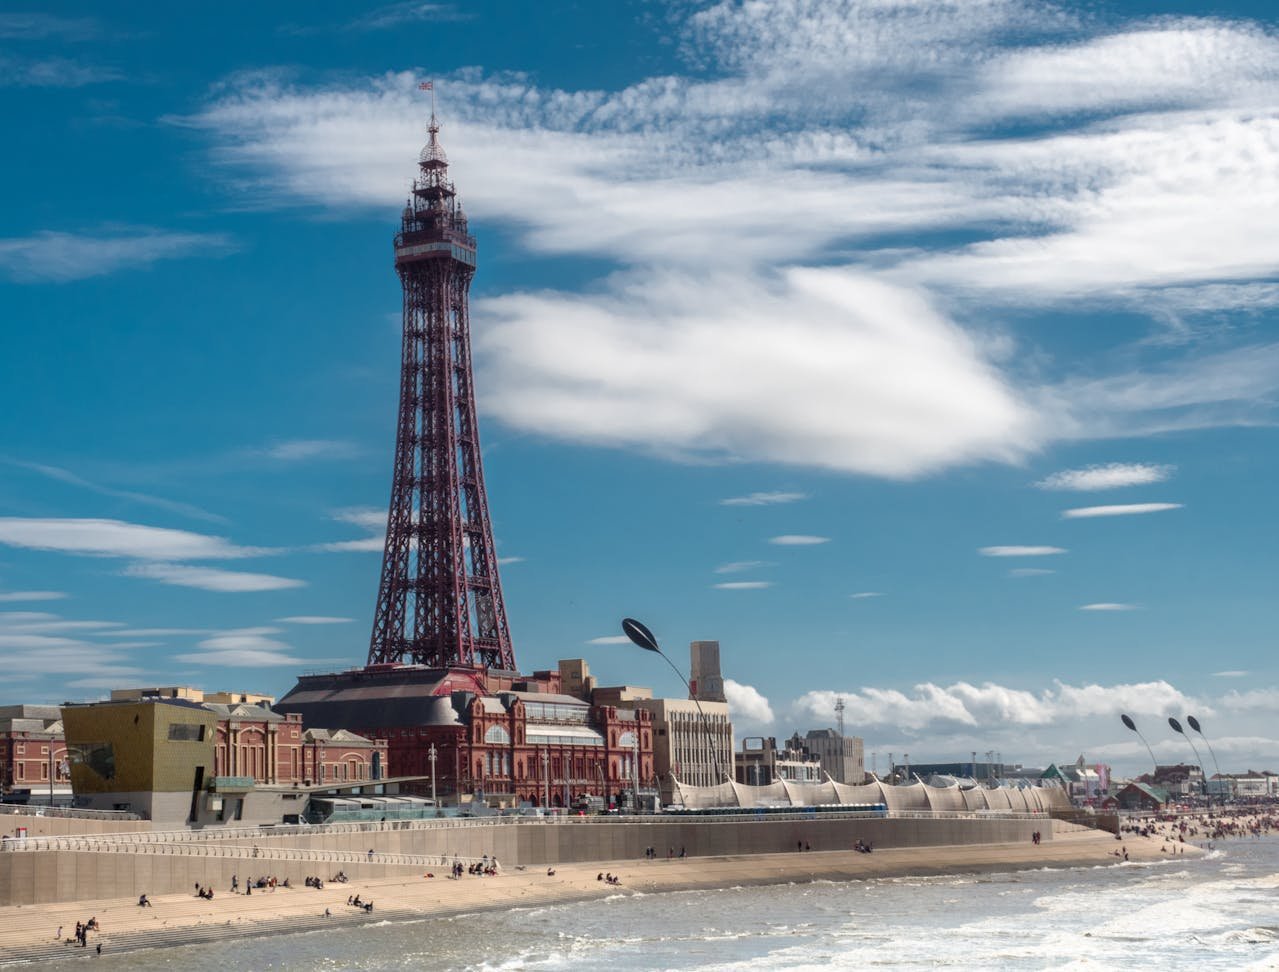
(304, 876, 326, 889)
(644, 846, 686, 859)
(194, 885, 215, 900)
(62, 917, 99, 950)
(346, 894, 374, 913)
(597, 872, 622, 885)
(1031, 830, 1043, 845)
(451, 855, 501, 878)
(853, 839, 874, 853)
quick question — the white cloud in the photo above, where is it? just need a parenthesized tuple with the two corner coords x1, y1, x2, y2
(477, 268, 1036, 478)
(712, 581, 773, 590)
(315, 507, 386, 553)
(586, 635, 632, 645)
(720, 491, 808, 507)
(0, 590, 67, 602)
(714, 560, 768, 574)
(0, 517, 268, 560)
(849, 591, 884, 599)
(173, 626, 328, 667)
(275, 616, 354, 625)
(258, 439, 360, 461)
(1063, 502, 1183, 518)
(4, 459, 226, 524)
(1221, 688, 1279, 709)
(1036, 463, 1175, 491)
(795, 678, 1198, 732)
(0, 229, 235, 282)
(724, 679, 774, 724)
(1212, 670, 1249, 678)
(1009, 568, 1055, 577)
(497, 555, 525, 565)
(184, 5, 1279, 469)
(1079, 602, 1141, 611)
(124, 563, 306, 592)
(0, 612, 122, 634)
(979, 545, 1066, 557)
(769, 535, 831, 546)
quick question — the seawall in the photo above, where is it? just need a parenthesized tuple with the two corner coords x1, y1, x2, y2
(0, 814, 1043, 906)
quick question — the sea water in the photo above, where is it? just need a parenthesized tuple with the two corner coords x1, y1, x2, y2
(43, 838, 1279, 970)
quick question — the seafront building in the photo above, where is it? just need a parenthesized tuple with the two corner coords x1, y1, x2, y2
(0, 705, 69, 804)
(59, 688, 386, 826)
(789, 729, 865, 784)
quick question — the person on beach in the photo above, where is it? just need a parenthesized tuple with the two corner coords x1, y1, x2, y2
(137, 894, 151, 907)
(56, 926, 63, 939)
(231, 874, 238, 892)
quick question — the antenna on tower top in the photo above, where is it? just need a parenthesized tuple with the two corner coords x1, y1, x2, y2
(835, 697, 846, 737)
(418, 79, 436, 124)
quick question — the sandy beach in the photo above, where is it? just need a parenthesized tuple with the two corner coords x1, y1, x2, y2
(0, 825, 1195, 965)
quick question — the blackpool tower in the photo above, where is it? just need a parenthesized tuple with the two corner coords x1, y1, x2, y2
(366, 112, 516, 672)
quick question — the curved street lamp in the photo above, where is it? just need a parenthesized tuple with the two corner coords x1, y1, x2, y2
(1120, 714, 1159, 775)
(1187, 716, 1223, 799)
(1169, 717, 1209, 805)
(621, 618, 727, 787)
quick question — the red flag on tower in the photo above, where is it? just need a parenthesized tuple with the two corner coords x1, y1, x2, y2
(419, 81, 433, 90)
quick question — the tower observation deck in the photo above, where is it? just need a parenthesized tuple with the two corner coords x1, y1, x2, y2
(366, 113, 516, 672)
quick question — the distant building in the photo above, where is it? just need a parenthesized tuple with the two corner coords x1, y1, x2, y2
(61, 692, 386, 826)
(1104, 781, 1170, 811)
(735, 736, 824, 786)
(276, 661, 654, 810)
(689, 641, 726, 703)
(0, 705, 69, 803)
(636, 697, 733, 804)
(1142, 763, 1204, 797)
(790, 729, 865, 784)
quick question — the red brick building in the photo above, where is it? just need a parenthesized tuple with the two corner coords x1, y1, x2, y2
(0, 705, 69, 798)
(279, 664, 655, 808)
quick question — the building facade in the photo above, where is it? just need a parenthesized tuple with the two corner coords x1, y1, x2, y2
(790, 729, 865, 784)
(0, 705, 69, 802)
(636, 696, 734, 804)
(689, 641, 727, 703)
(277, 664, 654, 809)
(61, 688, 386, 827)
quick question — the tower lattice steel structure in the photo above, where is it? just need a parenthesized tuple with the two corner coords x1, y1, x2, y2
(367, 113, 516, 671)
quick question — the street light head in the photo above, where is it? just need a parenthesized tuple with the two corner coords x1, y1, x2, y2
(621, 617, 661, 653)
(1121, 714, 1136, 732)
(1187, 715, 1202, 733)
(1168, 717, 1184, 734)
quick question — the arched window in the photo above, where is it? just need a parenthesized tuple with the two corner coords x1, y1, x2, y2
(619, 731, 637, 748)
(484, 725, 511, 745)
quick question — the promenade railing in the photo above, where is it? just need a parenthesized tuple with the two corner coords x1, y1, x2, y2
(1, 807, 1045, 855)
(0, 804, 141, 821)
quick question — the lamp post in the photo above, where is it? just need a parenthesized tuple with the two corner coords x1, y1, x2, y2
(541, 747, 550, 810)
(631, 731, 641, 814)
(1187, 716, 1223, 799)
(1169, 718, 1209, 806)
(428, 743, 438, 807)
(620, 619, 726, 785)
(1120, 714, 1159, 776)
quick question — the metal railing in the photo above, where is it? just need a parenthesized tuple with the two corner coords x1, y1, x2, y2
(0, 803, 141, 821)
(1, 836, 485, 868)
(0, 807, 1046, 855)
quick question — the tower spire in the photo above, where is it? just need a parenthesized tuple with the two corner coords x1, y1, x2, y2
(367, 100, 516, 673)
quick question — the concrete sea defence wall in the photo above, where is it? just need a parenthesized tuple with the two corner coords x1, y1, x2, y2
(0, 813, 1041, 906)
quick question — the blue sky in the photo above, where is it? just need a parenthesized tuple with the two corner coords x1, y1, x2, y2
(3, 0, 1279, 776)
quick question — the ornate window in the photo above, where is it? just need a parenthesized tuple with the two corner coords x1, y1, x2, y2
(484, 725, 511, 745)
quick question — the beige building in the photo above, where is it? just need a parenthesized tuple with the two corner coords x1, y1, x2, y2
(792, 729, 865, 784)
(689, 640, 727, 703)
(634, 697, 733, 804)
